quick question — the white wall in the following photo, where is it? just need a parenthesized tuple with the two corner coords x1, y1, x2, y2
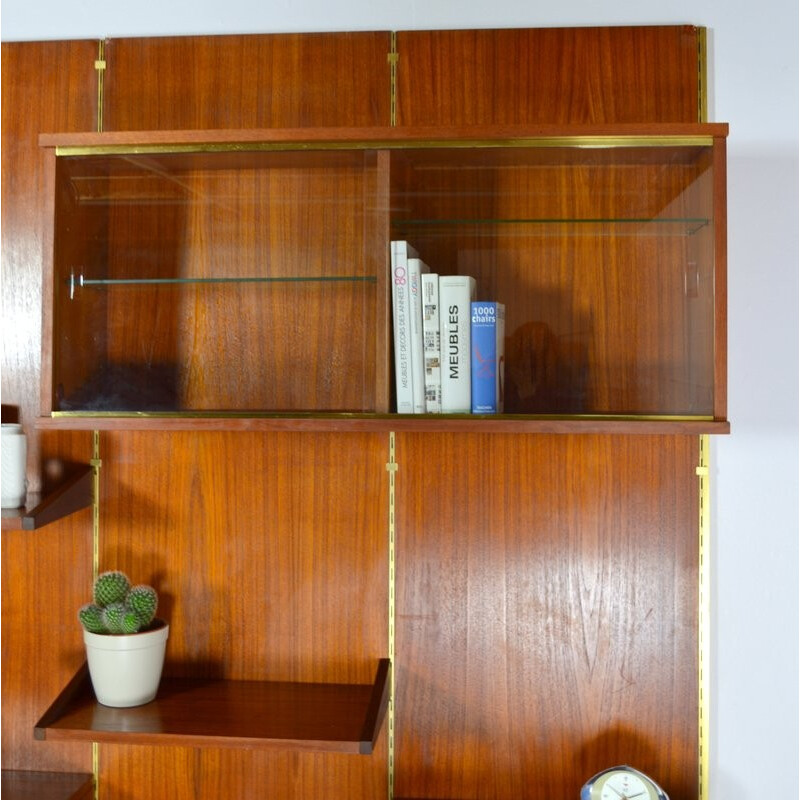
(3, 1, 798, 797)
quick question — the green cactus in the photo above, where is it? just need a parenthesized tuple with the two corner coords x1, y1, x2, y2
(101, 602, 128, 634)
(128, 585, 158, 627)
(78, 603, 106, 634)
(121, 608, 143, 634)
(78, 571, 160, 635)
(93, 571, 131, 606)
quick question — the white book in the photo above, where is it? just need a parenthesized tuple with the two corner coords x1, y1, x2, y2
(407, 257, 430, 414)
(439, 275, 476, 413)
(421, 273, 441, 413)
(390, 240, 419, 413)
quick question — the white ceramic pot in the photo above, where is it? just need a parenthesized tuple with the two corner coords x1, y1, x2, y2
(84, 620, 169, 707)
(1, 423, 27, 508)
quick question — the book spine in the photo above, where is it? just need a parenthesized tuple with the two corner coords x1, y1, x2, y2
(407, 257, 430, 414)
(390, 241, 418, 413)
(470, 302, 505, 413)
(421, 273, 441, 413)
(439, 276, 476, 413)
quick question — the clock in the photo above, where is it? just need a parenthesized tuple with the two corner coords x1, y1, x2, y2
(580, 765, 669, 800)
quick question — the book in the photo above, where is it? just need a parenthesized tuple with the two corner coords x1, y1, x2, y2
(407, 257, 430, 414)
(470, 301, 505, 413)
(439, 275, 476, 413)
(390, 241, 419, 413)
(421, 273, 441, 413)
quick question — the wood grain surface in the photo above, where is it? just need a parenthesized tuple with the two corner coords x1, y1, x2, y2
(394, 433, 700, 800)
(396, 26, 701, 126)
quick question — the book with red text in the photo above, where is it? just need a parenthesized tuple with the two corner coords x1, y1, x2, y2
(390, 241, 419, 413)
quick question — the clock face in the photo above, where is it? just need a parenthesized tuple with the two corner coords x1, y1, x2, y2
(596, 771, 658, 800)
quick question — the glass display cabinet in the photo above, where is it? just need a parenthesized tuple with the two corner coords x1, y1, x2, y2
(38, 124, 728, 432)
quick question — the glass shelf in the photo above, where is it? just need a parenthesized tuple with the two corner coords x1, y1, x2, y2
(67, 272, 377, 295)
(393, 217, 711, 237)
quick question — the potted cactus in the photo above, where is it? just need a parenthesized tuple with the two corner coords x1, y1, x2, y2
(78, 570, 169, 707)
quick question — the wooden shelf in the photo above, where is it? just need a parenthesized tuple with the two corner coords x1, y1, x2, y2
(1, 466, 93, 531)
(35, 414, 730, 435)
(1, 770, 93, 800)
(35, 659, 391, 754)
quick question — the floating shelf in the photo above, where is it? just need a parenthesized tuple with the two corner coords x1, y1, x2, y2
(0, 770, 93, 800)
(35, 659, 391, 755)
(1, 466, 93, 531)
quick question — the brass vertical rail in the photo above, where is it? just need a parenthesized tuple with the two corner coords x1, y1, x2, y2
(91, 430, 101, 800)
(91, 430, 101, 580)
(388, 32, 398, 127)
(386, 432, 397, 799)
(697, 434, 711, 800)
(95, 40, 106, 133)
(697, 27, 708, 123)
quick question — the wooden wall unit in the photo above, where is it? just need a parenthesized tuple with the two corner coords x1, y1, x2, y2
(1, 26, 724, 800)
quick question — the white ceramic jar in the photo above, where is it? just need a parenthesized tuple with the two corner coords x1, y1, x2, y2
(1, 423, 27, 508)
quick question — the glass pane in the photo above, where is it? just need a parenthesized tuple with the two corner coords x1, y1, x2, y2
(390, 142, 716, 416)
(52, 149, 381, 413)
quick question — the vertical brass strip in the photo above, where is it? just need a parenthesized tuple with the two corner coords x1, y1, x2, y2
(697, 435, 711, 800)
(388, 32, 398, 127)
(92, 743, 99, 800)
(697, 27, 708, 123)
(91, 430, 101, 580)
(91, 430, 101, 800)
(95, 40, 106, 133)
(386, 432, 397, 799)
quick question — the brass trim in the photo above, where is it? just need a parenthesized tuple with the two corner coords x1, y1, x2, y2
(92, 742, 99, 800)
(91, 429, 101, 800)
(697, 434, 711, 800)
(386, 432, 397, 799)
(389, 32, 398, 127)
(54, 135, 715, 158)
(91, 430, 101, 580)
(95, 40, 105, 133)
(697, 28, 708, 123)
(50, 410, 718, 423)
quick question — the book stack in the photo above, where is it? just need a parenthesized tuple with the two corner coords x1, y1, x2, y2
(391, 241, 505, 414)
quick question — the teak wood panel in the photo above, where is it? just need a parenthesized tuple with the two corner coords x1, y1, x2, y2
(93, 430, 388, 799)
(1, 515, 93, 774)
(1, 40, 97, 482)
(1, 39, 97, 777)
(396, 26, 702, 126)
(102, 32, 392, 130)
(97, 742, 387, 800)
(393, 434, 700, 800)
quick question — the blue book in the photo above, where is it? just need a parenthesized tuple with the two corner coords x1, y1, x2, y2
(470, 302, 505, 414)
